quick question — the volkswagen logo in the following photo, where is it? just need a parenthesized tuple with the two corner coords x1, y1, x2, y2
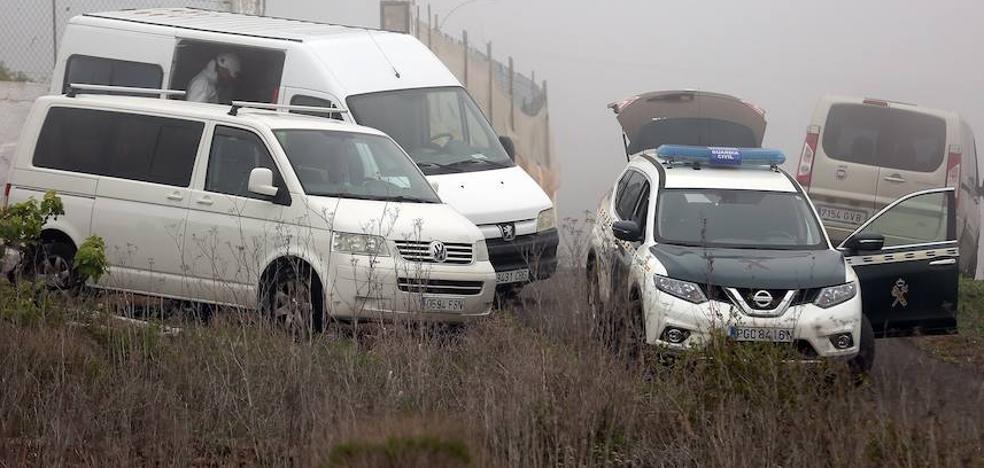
(498, 223, 517, 242)
(429, 241, 448, 263)
(751, 290, 774, 308)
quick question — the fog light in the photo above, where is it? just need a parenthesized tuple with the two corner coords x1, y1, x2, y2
(831, 333, 854, 350)
(661, 327, 690, 344)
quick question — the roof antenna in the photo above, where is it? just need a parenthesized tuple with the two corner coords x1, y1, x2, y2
(368, 31, 401, 78)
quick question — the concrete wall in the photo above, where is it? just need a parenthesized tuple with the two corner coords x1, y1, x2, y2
(0, 81, 46, 186)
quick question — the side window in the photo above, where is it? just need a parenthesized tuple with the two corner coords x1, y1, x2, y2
(63, 55, 163, 94)
(33, 107, 201, 186)
(615, 172, 644, 220)
(632, 182, 651, 233)
(859, 191, 952, 248)
(290, 95, 344, 120)
(206, 126, 282, 199)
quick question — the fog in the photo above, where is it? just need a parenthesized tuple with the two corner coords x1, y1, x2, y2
(270, 0, 984, 221)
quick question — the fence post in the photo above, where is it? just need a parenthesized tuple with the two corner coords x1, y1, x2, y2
(415, 5, 420, 39)
(543, 80, 551, 167)
(462, 30, 469, 87)
(427, 5, 432, 48)
(509, 56, 515, 132)
(51, 0, 58, 69)
(487, 41, 493, 126)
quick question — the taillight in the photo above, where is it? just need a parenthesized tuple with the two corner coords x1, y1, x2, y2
(2, 183, 10, 208)
(796, 125, 821, 188)
(947, 145, 962, 202)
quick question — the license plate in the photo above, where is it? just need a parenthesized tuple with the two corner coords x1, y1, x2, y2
(496, 269, 530, 284)
(816, 204, 868, 226)
(423, 296, 465, 312)
(729, 326, 795, 343)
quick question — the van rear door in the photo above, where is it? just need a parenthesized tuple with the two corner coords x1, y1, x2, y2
(609, 90, 766, 154)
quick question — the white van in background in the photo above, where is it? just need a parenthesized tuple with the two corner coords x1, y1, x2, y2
(795, 96, 981, 275)
(49, 8, 558, 295)
(5, 91, 497, 328)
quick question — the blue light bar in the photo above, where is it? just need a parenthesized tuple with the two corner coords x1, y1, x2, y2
(655, 144, 786, 167)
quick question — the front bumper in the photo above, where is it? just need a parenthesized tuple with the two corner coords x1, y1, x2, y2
(326, 253, 497, 323)
(644, 290, 862, 360)
(486, 228, 559, 284)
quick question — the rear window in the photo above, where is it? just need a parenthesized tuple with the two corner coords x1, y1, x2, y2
(821, 104, 946, 172)
(628, 118, 757, 154)
(33, 107, 202, 186)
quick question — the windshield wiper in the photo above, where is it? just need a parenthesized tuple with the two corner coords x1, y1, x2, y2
(313, 193, 436, 204)
(448, 158, 512, 169)
(416, 161, 465, 173)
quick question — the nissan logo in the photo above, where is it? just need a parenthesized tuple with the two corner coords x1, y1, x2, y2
(429, 241, 448, 263)
(751, 290, 774, 308)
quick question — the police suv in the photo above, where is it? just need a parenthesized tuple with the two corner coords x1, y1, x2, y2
(587, 145, 960, 373)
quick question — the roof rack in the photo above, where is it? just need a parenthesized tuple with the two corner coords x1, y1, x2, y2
(66, 83, 186, 98)
(228, 101, 350, 117)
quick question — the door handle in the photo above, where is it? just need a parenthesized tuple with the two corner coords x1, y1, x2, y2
(196, 196, 214, 206)
(929, 258, 957, 266)
(883, 174, 906, 183)
(166, 192, 184, 202)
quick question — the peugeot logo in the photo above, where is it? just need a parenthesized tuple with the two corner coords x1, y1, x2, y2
(498, 223, 517, 242)
(751, 290, 774, 308)
(429, 241, 448, 263)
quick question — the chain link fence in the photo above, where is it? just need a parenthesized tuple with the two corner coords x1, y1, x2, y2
(1, 0, 233, 82)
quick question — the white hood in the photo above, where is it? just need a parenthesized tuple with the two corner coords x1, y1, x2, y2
(304, 196, 484, 244)
(429, 166, 552, 226)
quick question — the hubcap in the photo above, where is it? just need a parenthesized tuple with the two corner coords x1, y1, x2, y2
(41, 254, 72, 289)
(272, 278, 313, 334)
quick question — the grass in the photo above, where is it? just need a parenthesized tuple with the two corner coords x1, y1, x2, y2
(915, 277, 984, 372)
(1, 270, 982, 467)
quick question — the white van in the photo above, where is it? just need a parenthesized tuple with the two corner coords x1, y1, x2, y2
(48, 8, 558, 295)
(795, 95, 981, 275)
(3, 91, 498, 329)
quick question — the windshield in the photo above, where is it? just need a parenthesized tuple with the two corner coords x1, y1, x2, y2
(273, 130, 440, 203)
(656, 189, 825, 250)
(347, 86, 513, 175)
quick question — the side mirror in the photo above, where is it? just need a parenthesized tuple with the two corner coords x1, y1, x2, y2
(498, 135, 516, 161)
(430, 180, 441, 193)
(841, 232, 884, 253)
(612, 220, 642, 242)
(248, 167, 279, 197)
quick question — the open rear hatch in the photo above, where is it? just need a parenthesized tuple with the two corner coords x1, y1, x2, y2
(609, 90, 767, 154)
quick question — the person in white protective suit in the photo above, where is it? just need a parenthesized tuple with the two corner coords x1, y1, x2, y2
(186, 53, 241, 103)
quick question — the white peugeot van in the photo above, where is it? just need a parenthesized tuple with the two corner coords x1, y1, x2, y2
(48, 7, 558, 295)
(795, 95, 981, 275)
(3, 89, 498, 330)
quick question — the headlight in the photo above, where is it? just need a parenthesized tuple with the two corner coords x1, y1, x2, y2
(332, 232, 390, 256)
(536, 207, 556, 232)
(654, 274, 707, 304)
(814, 282, 856, 308)
(474, 239, 489, 262)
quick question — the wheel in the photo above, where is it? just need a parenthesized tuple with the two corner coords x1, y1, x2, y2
(612, 290, 647, 363)
(26, 241, 78, 292)
(262, 262, 324, 338)
(848, 314, 876, 380)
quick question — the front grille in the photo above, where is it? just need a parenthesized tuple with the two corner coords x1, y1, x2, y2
(734, 288, 789, 310)
(486, 230, 559, 273)
(397, 278, 484, 296)
(394, 240, 473, 265)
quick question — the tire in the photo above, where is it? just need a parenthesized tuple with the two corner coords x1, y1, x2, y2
(262, 262, 324, 338)
(613, 290, 646, 363)
(25, 241, 78, 292)
(848, 314, 876, 379)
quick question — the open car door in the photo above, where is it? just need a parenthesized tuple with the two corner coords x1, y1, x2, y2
(609, 90, 767, 154)
(840, 187, 959, 337)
